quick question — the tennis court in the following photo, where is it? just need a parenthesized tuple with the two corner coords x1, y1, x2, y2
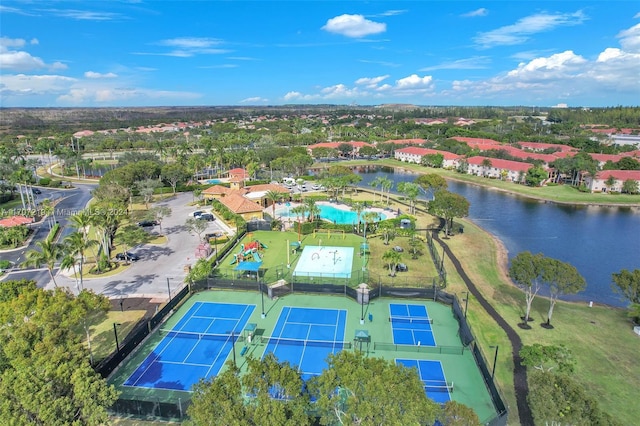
(389, 303, 436, 346)
(396, 359, 451, 404)
(263, 306, 348, 381)
(123, 302, 255, 391)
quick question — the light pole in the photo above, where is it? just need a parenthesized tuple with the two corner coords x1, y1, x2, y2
(167, 277, 172, 301)
(228, 330, 237, 367)
(259, 281, 265, 319)
(113, 323, 121, 353)
(462, 291, 469, 320)
(490, 345, 499, 380)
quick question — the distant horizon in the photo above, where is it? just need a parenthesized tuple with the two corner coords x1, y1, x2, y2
(2, 1, 639, 108)
(2, 103, 638, 110)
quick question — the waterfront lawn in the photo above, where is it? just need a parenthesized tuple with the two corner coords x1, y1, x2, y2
(443, 219, 640, 425)
(337, 159, 640, 206)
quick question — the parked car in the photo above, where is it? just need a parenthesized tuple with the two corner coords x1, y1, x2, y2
(116, 252, 140, 262)
(199, 213, 214, 221)
(32, 188, 42, 194)
(137, 220, 158, 227)
(396, 263, 408, 272)
(393, 246, 404, 252)
(192, 210, 203, 218)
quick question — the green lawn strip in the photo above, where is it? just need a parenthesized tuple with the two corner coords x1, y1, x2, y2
(335, 159, 640, 206)
(85, 309, 148, 363)
(444, 218, 640, 425)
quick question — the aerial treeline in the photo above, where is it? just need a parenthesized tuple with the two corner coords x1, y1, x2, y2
(547, 106, 640, 127)
(186, 351, 480, 426)
(0, 280, 119, 424)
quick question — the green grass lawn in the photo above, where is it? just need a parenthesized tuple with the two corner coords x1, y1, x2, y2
(442, 218, 640, 425)
(214, 228, 441, 288)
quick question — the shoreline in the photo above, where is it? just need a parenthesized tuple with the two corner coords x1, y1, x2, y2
(463, 217, 627, 310)
(363, 162, 640, 209)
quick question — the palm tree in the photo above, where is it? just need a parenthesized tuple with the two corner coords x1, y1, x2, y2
(370, 177, 385, 203)
(352, 202, 364, 233)
(304, 198, 319, 222)
(380, 177, 393, 205)
(362, 211, 379, 237)
(382, 249, 402, 277)
(265, 190, 284, 219)
(63, 231, 98, 291)
(60, 252, 80, 290)
(22, 239, 62, 288)
(290, 205, 307, 242)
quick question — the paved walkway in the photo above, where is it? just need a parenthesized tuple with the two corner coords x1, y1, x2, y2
(432, 228, 533, 426)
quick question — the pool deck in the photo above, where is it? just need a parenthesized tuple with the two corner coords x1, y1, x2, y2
(271, 201, 398, 229)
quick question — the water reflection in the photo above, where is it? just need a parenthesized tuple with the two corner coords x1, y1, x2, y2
(350, 166, 639, 307)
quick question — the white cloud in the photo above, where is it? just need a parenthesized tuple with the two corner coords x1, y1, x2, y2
(396, 74, 433, 88)
(355, 75, 390, 88)
(421, 56, 491, 71)
(84, 71, 118, 79)
(376, 10, 407, 17)
(322, 14, 386, 38)
(282, 73, 435, 102)
(240, 97, 269, 103)
(143, 37, 230, 57)
(462, 8, 488, 18)
(0, 74, 77, 96)
(617, 23, 640, 52)
(41, 9, 122, 21)
(445, 42, 640, 103)
(474, 11, 588, 48)
(0, 37, 67, 72)
(358, 59, 401, 67)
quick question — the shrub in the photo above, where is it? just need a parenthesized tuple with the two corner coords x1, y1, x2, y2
(38, 177, 51, 186)
(49, 180, 62, 188)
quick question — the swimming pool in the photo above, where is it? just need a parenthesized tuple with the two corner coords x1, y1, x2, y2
(206, 179, 222, 184)
(280, 204, 387, 225)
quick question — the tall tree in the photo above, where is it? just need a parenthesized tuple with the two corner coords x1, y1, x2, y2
(63, 231, 98, 291)
(21, 239, 63, 288)
(397, 181, 420, 214)
(161, 162, 190, 194)
(265, 190, 284, 219)
(186, 217, 209, 242)
(543, 258, 586, 327)
(415, 173, 448, 199)
(509, 251, 546, 325)
(527, 370, 618, 426)
(382, 249, 402, 277)
(611, 268, 640, 322)
(429, 190, 470, 236)
(0, 287, 117, 424)
(309, 350, 439, 425)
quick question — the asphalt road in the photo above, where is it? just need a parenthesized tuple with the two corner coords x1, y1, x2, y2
(2, 190, 231, 300)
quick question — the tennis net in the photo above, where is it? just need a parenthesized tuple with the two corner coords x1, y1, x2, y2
(159, 329, 244, 343)
(260, 336, 352, 349)
(424, 382, 454, 393)
(389, 316, 433, 325)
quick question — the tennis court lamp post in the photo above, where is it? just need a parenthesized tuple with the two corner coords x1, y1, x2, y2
(113, 323, 121, 353)
(462, 291, 469, 320)
(490, 345, 499, 380)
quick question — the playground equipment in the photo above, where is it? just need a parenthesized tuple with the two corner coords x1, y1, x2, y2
(230, 240, 267, 265)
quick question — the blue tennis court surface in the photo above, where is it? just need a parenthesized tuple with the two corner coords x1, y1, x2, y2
(123, 302, 255, 391)
(397, 359, 451, 404)
(263, 306, 347, 381)
(389, 303, 436, 346)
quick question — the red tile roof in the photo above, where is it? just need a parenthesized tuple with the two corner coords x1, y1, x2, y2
(594, 170, 640, 181)
(0, 215, 34, 228)
(218, 193, 263, 214)
(467, 156, 533, 172)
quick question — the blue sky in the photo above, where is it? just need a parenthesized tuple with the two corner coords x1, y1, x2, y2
(1, 1, 639, 108)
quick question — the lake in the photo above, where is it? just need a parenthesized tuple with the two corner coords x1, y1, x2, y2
(352, 165, 640, 307)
